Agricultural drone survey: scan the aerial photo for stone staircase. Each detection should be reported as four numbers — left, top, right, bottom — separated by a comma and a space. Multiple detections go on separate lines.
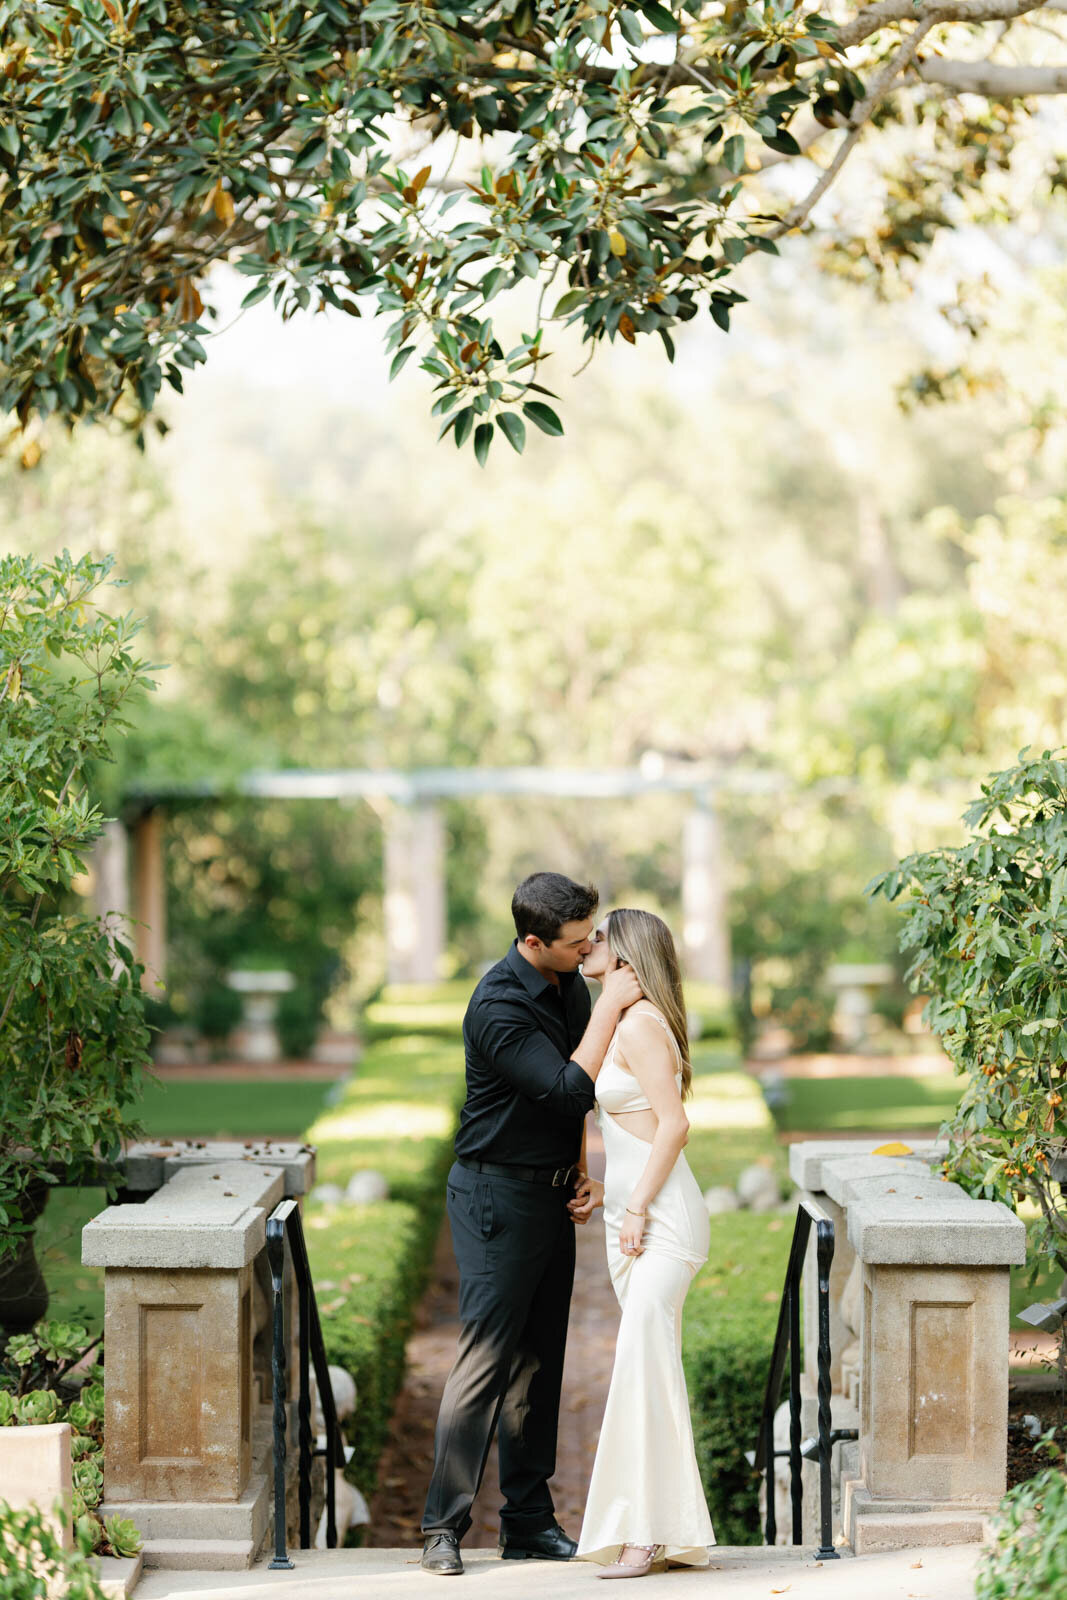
129, 1542, 982, 1600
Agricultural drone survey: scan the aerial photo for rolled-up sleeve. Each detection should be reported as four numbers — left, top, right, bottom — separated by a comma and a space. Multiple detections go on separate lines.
468, 998, 596, 1119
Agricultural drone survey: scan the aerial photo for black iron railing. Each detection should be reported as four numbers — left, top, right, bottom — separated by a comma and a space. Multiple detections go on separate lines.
751, 1198, 856, 1560
265, 1197, 345, 1569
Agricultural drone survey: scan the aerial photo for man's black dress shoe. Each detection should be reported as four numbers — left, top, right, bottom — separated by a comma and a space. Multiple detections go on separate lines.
422, 1532, 463, 1575
499, 1522, 579, 1561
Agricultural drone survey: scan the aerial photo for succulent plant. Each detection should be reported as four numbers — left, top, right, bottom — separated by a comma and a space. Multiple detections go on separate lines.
4, 1334, 38, 1368
75, 1514, 103, 1555
0, 1391, 16, 1426
78, 1383, 105, 1422
17, 1389, 59, 1424
102, 1516, 143, 1560
73, 1458, 103, 1510
70, 1434, 100, 1461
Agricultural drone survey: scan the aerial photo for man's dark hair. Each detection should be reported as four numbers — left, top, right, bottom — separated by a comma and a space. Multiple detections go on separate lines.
512, 872, 599, 945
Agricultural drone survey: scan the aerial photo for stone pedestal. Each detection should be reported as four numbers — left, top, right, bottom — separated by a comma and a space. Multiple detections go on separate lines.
786, 1138, 1024, 1555
226, 969, 295, 1064
83, 1143, 315, 1570
825, 964, 894, 1050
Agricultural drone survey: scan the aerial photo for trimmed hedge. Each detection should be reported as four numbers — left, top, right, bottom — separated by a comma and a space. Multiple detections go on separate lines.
303, 1026, 466, 1514
678, 1054, 789, 1546
683, 1213, 791, 1546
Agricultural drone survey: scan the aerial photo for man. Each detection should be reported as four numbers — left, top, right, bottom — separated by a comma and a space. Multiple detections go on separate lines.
420, 872, 640, 1576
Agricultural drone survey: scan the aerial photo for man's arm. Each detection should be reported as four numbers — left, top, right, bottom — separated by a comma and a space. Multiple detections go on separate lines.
571, 966, 642, 1080
468, 967, 641, 1118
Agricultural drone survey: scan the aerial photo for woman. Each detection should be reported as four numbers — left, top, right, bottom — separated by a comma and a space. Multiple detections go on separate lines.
577, 908, 715, 1578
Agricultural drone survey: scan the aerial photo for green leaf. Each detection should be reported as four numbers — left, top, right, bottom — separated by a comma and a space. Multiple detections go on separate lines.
473, 422, 494, 466
240, 282, 271, 309
640, 1, 679, 32
522, 401, 563, 437
497, 412, 526, 453
722, 135, 746, 174
618, 11, 645, 46
389, 345, 416, 379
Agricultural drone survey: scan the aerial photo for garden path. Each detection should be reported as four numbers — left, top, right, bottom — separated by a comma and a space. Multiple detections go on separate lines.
365, 1118, 616, 1547
134, 1543, 981, 1599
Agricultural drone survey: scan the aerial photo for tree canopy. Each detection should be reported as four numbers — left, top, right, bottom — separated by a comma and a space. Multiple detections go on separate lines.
1, 0, 1064, 458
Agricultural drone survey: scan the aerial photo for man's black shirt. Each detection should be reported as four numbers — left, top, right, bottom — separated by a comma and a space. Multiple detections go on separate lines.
454, 942, 595, 1169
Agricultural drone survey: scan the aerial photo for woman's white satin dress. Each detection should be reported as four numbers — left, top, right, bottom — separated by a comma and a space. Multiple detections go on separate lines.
577, 1007, 715, 1568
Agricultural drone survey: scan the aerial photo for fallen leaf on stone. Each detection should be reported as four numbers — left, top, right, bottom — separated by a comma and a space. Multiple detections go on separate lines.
770, 1586, 791, 1594
911, 1560, 923, 1568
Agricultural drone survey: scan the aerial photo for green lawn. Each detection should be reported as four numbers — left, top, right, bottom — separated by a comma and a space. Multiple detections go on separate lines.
684, 1044, 787, 1191
772, 1071, 961, 1134
136, 1074, 337, 1137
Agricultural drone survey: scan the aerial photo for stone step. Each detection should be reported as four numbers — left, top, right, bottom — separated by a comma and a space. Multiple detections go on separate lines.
141, 1539, 256, 1572
101, 1476, 270, 1546
850, 1508, 989, 1556
132, 1542, 982, 1600
93, 1554, 143, 1598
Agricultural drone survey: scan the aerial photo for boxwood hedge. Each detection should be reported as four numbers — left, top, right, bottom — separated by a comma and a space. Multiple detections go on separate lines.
303, 1025, 466, 1513
683, 1213, 792, 1546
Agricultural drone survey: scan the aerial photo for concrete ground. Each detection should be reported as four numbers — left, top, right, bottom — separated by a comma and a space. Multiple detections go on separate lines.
135, 1544, 981, 1600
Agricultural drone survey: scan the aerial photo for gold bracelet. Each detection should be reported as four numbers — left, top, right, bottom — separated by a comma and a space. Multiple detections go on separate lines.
625, 1206, 646, 1218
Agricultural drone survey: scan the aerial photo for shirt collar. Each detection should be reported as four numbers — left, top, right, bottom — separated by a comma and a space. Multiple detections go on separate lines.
505, 939, 574, 998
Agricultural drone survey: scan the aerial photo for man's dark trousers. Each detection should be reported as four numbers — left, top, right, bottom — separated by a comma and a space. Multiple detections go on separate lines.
421, 1161, 576, 1539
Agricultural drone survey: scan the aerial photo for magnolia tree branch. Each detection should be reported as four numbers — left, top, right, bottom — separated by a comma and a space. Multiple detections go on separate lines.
916, 55, 1067, 91
836, 0, 1051, 50
765, 18, 938, 242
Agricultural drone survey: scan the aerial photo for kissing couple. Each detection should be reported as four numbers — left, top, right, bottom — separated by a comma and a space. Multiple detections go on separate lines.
420, 872, 715, 1578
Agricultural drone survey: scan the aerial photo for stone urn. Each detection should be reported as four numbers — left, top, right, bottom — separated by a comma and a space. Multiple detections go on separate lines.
226, 968, 295, 1063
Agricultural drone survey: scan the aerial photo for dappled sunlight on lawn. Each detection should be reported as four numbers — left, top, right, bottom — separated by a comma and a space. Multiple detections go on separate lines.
688, 1072, 774, 1131
308, 1100, 454, 1141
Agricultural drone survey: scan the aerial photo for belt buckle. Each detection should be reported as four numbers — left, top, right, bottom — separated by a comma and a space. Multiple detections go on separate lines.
552, 1164, 574, 1188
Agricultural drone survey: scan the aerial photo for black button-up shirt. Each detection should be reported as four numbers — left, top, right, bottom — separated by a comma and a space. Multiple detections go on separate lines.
454, 942, 595, 1169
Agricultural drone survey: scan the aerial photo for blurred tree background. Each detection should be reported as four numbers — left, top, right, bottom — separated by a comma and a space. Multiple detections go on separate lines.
6, 228, 1067, 1049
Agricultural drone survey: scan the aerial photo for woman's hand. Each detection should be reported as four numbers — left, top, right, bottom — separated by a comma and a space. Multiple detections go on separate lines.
619, 1206, 646, 1257
568, 1174, 604, 1225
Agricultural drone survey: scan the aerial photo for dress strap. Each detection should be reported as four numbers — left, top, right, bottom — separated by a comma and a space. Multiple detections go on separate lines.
630, 1005, 682, 1065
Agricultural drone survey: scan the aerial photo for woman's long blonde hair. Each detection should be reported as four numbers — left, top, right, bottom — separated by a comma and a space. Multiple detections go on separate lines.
605, 908, 692, 1099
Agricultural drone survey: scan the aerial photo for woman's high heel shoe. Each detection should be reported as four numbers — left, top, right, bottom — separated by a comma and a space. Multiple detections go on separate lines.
597, 1545, 666, 1579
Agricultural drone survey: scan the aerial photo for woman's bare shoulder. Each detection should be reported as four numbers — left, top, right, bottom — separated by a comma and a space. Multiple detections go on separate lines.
617, 1003, 673, 1049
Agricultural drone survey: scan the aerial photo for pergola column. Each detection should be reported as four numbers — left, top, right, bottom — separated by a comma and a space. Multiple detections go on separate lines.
92, 818, 130, 933
131, 808, 167, 991
384, 801, 446, 985
682, 796, 730, 991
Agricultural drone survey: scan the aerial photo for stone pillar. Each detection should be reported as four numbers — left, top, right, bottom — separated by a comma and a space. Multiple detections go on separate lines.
83, 1143, 316, 1570
681, 797, 730, 990
787, 1139, 1026, 1556
131, 808, 166, 990
383, 801, 445, 986
92, 818, 130, 929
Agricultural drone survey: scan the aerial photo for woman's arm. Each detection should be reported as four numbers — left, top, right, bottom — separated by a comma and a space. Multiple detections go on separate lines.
616, 1013, 690, 1256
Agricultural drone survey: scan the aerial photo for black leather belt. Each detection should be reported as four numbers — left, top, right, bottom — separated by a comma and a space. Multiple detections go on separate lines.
458, 1158, 579, 1189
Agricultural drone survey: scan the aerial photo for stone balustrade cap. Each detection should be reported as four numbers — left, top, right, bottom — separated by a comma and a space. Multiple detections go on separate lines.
82, 1161, 285, 1268
836, 1172, 967, 1206
819, 1154, 946, 1207
123, 1139, 316, 1195
847, 1193, 1026, 1265
788, 1139, 947, 1193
